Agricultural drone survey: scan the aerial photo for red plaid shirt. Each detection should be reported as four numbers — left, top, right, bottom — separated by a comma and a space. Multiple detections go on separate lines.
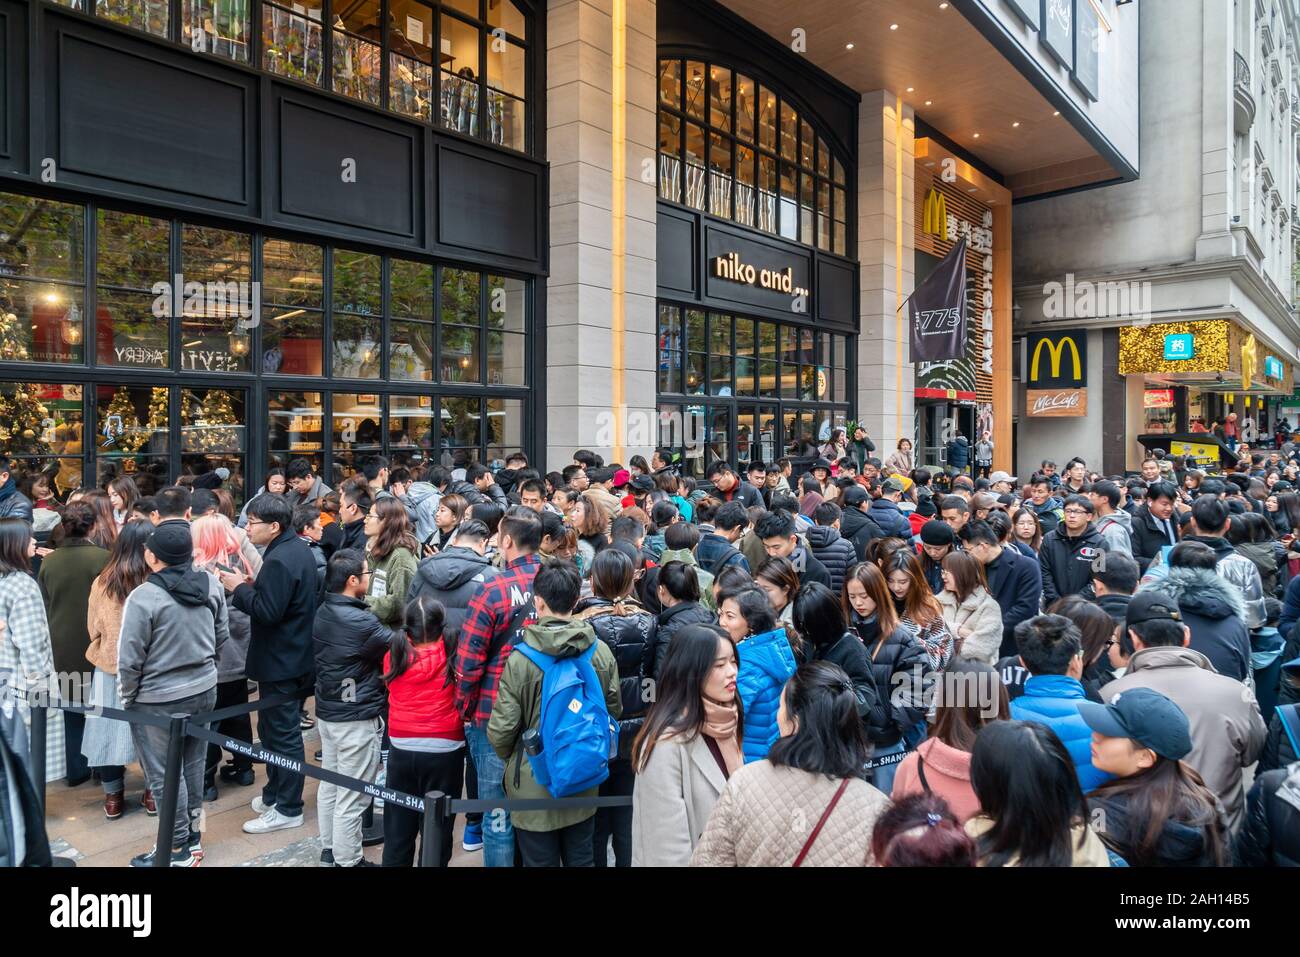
454, 554, 541, 726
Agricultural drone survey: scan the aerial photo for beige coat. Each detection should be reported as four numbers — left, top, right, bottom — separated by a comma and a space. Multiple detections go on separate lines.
965, 815, 1111, 867
1101, 646, 1266, 832
691, 762, 891, 867
632, 730, 729, 867
85, 577, 125, 675
937, 586, 1004, 665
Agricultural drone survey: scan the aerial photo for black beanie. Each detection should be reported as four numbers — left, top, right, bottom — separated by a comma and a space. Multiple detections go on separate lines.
147, 522, 193, 566
920, 519, 955, 546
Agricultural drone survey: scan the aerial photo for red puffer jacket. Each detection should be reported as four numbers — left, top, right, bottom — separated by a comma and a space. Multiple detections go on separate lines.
384, 641, 464, 741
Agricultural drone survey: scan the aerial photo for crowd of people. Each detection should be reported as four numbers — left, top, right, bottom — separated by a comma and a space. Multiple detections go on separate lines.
0, 437, 1297, 868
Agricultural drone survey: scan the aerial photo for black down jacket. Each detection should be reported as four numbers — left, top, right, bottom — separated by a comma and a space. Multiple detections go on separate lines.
1235, 765, 1300, 867
851, 612, 931, 748
653, 601, 716, 675
575, 596, 658, 761
805, 525, 858, 595
311, 593, 393, 723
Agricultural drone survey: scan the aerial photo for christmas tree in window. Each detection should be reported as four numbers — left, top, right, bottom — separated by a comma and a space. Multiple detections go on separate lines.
100, 386, 148, 453
0, 308, 31, 362
0, 384, 50, 454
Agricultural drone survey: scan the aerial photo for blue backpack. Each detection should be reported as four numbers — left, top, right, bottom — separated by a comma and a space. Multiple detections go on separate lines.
514, 642, 618, 797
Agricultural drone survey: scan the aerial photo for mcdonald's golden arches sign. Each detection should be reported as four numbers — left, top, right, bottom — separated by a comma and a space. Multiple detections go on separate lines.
1026, 328, 1088, 417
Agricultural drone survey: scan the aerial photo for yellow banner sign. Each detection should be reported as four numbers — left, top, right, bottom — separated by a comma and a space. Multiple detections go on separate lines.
1169, 440, 1220, 467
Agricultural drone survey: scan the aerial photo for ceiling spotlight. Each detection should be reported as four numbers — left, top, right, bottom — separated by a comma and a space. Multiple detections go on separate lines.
890, 23, 899, 31
1053, 110, 1061, 116
973, 132, 980, 138
846, 42, 855, 49
1012, 121, 1020, 127
925, 100, 933, 106
906, 86, 914, 92
940, 2, 950, 8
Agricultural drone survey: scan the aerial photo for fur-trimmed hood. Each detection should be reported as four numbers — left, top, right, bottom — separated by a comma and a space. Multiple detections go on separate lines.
1141, 565, 1246, 623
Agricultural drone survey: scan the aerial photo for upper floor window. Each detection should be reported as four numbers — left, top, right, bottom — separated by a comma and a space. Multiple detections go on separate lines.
47, 0, 530, 153
657, 57, 848, 255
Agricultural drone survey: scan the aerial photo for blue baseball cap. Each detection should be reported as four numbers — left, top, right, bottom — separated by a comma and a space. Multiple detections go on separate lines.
1076, 687, 1193, 761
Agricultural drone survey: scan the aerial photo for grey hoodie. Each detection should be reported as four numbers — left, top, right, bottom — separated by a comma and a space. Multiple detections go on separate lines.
403, 481, 442, 543
117, 564, 229, 706
1094, 508, 1134, 558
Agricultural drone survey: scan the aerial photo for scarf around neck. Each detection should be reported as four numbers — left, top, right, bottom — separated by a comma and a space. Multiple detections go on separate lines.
701, 694, 744, 775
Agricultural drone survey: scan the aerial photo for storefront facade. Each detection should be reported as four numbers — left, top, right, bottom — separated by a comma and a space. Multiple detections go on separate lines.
652, 0, 859, 476
0, 0, 543, 502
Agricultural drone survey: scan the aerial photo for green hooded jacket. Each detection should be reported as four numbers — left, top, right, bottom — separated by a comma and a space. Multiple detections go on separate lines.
658, 547, 717, 610
487, 616, 622, 832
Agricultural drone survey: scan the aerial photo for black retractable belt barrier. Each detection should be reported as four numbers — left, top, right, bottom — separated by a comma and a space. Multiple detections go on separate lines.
190, 692, 300, 726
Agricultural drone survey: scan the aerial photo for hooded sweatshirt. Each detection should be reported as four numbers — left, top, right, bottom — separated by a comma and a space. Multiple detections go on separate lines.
486, 616, 621, 832
402, 481, 442, 543
117, 563, 229, 706
1094, 509, 1134, 558
1088, 788, 1225, 866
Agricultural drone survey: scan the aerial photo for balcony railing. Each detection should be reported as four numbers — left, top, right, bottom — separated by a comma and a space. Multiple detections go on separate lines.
1236, 52, 1257, 133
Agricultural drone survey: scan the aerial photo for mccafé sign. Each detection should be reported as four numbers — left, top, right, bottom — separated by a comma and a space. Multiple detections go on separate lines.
711, 253, 810, 299
1025, 328, 1087, 418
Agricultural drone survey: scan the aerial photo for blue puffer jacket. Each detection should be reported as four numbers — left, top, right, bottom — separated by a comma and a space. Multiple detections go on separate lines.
868, 498, 913, 539
737, 627, 797, 763
1010, 674, 1113, 793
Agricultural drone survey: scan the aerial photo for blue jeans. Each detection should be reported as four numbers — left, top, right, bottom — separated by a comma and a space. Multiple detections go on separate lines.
465, 723, 514, 868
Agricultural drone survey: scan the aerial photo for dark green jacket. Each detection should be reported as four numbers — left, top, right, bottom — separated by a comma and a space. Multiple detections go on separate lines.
38, 539, 109, 675
487, 616, 621, 832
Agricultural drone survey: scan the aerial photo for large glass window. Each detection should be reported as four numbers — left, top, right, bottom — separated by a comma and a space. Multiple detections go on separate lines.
182, 0, 250, 62
180, 225, 253, 373
0, 382, 85, 499
331, 250, 382, 379
181, 386, 248, 503
96, 210, 170, 369
262, 0, 325, 87
441, 266, 481, 383
656, 303, 852, 471
95, 384, 171, 493
262, 238, 325, 377
658, 57, 849, 252
0, 194, 86, 365
267, 389, 324, 474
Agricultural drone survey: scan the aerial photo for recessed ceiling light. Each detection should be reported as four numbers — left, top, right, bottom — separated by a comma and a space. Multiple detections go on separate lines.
967, 187, 978, 193
846, 43, 855, 49
890, 23, 899, 31
940, 2, 950, 8
906, 86, 914, 92
925, 100, 933, 106
1012, 121, 1020, 127
973, 132, 980, 138
1053, 110, 1061, 116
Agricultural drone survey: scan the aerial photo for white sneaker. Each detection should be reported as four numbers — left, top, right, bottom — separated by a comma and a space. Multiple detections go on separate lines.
242, 808, 304, 834
250, 796, 273, 814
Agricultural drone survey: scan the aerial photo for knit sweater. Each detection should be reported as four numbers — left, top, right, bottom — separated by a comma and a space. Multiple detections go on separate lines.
84, 577, 125, 675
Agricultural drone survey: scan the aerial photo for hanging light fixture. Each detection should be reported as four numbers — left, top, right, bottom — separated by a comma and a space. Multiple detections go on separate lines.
61, 303, 83, 346
228, 330, 250, 357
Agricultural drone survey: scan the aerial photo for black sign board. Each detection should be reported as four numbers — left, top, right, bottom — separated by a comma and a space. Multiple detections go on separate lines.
1072, 0, 1100, 100
1041, 0, 1074, 69
1025, 327, 1088, 388
703, 224, 812, 317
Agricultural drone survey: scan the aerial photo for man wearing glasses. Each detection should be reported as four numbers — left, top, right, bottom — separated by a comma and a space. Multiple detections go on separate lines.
1039, 494, 1108, 607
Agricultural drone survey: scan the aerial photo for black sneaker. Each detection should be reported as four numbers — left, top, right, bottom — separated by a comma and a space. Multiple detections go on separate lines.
314, 749, 323, 761
203, 783, 218, 802
188, 831, 204, 862
130, 846, 199, 868
219, 764, 255, 786
320, 848, 335, 866
300, 710, 315, 730
345, 858, 379, 867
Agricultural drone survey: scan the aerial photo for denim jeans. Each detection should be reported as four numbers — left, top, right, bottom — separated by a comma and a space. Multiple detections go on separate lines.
127, 687, 218, 849
464, 723, 514, 867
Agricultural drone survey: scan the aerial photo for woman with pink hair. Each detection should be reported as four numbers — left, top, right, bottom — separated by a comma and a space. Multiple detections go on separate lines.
191, 514, 262, 800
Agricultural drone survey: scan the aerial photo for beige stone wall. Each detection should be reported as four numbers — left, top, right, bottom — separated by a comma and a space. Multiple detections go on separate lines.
546, 0, 658, 472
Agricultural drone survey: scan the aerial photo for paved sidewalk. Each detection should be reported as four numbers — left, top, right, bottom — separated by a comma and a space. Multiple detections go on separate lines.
42, 701, 483, 868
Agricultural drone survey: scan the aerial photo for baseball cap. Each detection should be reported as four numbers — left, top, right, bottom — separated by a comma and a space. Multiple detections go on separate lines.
1125, 590, 1182, 631
1077, 687, 1193, 761
630, 475, 655, 493
842, 485, 869, 508
920, 520, 955, 546
882, 476, 906, 494
988, 470, 1017, 484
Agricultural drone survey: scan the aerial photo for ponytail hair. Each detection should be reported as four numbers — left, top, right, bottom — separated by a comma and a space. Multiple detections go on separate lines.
385, 595, 450, 684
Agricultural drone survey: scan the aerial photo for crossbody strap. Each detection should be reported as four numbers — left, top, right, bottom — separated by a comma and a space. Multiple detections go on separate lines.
792, 778, 851, 867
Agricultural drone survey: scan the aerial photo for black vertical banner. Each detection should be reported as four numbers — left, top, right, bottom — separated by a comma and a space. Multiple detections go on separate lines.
909, 236, 968, 363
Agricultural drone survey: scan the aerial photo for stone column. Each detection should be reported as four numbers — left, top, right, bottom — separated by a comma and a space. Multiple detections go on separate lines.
545, 0, 657, 472
856, 91, 916, 457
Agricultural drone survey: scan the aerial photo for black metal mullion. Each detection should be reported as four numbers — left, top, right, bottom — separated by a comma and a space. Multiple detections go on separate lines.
380, 0, 390, 111
323, 0, 335, 93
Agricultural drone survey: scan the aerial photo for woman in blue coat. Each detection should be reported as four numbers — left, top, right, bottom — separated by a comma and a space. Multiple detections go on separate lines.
717, 586, 798, 762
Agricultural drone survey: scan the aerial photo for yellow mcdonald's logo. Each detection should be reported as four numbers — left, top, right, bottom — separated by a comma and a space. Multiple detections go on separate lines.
1030, 335, 1083, 383
923, 188, 948, 237
1242, 333, 1256, 391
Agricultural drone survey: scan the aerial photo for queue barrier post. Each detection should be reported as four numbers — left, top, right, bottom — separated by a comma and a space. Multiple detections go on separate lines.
30, 702, 47, 814
419, 790, 449, 868
152, 715, 188, 867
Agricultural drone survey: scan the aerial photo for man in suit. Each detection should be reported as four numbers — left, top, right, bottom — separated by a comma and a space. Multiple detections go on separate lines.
1130, 480, 1180, 573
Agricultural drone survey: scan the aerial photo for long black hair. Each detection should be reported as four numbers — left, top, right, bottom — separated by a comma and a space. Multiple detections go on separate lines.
969, 720, 1091, 867
767, 661, 869, 779
791, 581, 846, 648
632, 624, 742, 772
0, 517, 31, 575
1088, 756, 1226, 866
385, 595, 452, 685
